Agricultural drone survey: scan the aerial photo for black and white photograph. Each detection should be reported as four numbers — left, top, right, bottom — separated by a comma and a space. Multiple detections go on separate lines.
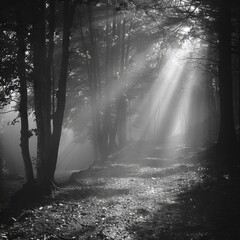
0, 0, 239, 239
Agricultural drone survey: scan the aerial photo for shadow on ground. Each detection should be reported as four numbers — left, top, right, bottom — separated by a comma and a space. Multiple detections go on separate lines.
57, 187, 130, 201
0, 143, 239, 240
127, 150, 240, 240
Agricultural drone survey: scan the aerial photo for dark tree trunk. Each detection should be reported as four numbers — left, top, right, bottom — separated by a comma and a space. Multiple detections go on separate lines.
16, 6, 34, 183
46, 0, 76, 183
32, 0, 48, 183
0, 138, 2, 180
217, 0, 237, 154
45, 0, 56, 151
31, 0, 75, 190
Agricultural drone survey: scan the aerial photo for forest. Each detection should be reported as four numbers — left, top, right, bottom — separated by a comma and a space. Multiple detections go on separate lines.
0, 0, 239, 239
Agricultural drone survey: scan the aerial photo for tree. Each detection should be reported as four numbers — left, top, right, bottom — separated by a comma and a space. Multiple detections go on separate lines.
1, 0, 76, 191
2, 0, 237, 190
89, 2, 102, 161
217, 0, 237, 154
0, 2, 19, 110
15, 2, 34, 183
186, 0, 238, 153
0, 134, 3, 179
30, 0, 76, 189
148, 0, 238, 151
76, 2, 136, 161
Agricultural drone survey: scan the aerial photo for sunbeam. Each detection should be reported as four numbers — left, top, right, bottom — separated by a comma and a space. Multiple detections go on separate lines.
134, 38, 209, 150
136, 49, 187, 141
103, 44, 155, 106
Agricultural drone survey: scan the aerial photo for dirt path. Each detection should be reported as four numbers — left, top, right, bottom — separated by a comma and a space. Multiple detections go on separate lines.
0, 142, 239, 239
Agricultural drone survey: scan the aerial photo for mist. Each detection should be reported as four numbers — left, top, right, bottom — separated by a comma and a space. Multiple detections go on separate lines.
0, 105, 95, 178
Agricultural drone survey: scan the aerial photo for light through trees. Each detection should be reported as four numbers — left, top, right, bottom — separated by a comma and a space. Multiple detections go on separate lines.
0, 0, 238, 186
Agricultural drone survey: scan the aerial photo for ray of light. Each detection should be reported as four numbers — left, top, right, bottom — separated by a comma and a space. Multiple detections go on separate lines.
170, 69, 197, 136
104, 44, 156, 106
136, 52, 187, 141
170, 41, 211, 147
132, 38, 210, 159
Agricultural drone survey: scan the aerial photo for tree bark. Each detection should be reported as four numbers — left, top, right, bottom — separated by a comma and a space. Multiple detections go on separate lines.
46, 0, 76, 183
32, 0, 48, 183
16, 5, 34, 183
45, 0, 56, 150
0, 137, 2, 180
217, 0, 237, 153
31, 0, 75, 189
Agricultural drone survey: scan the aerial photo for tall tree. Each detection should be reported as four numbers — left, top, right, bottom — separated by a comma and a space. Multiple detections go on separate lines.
16, 3, 34, 183
87, 2, 102, 162
217, 0, 237, 154
30, 0, 76, 189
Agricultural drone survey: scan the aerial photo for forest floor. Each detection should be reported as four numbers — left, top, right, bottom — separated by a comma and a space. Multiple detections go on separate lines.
0, 139, 239, 240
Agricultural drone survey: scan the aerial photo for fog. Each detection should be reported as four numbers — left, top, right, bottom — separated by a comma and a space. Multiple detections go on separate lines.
0, 106, 95, 178
0, 39, 219, 180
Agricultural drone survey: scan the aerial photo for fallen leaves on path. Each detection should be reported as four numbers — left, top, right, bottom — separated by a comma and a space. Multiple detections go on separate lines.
0, 144, 238, 239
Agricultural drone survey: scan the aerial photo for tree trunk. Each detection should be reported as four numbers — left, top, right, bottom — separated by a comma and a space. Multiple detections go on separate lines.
31, 0, 75, 189
102, 2, 111, 158
32, 0, 48, 183
45, 0, 56, 151
46, 0, 76, 183
217, 0, 237, 153
79, 12, 99, 163
117, 15, 127, 148
108, 3, 118, 152
16, 6, 34, 183
87, 3, 103, 162
0, 137, 2, 180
